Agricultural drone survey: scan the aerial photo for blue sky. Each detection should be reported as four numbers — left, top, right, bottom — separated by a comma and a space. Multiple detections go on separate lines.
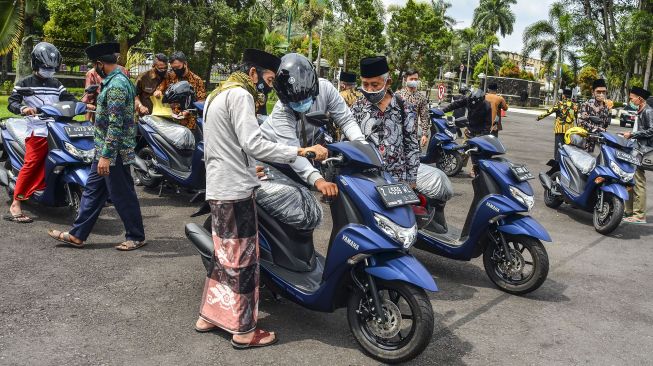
383, 0, 557, 54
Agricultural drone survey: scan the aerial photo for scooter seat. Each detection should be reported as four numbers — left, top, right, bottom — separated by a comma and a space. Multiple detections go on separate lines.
142, 115, 195, 151
5, 118, 29, 150
562, 145, 596, 175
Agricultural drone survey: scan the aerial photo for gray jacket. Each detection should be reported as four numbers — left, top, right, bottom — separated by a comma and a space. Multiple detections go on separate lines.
633, 104, 653, 147
260, 79, 364, 186
204, 87, 298, 201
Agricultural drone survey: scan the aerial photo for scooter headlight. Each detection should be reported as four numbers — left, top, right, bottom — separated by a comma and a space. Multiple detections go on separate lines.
64, 142, 95, 164
509, 186, 534, 211
373, 213, 417, 249
610, 161, 634, 182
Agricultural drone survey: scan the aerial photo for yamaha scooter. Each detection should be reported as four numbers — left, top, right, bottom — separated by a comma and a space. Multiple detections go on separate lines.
133, 81, 206, 200
416, 135, 552, 295
0, 86, 97, 217
187, 117, 437, 363
539, 119, 637, 234
420, 109, 466, 176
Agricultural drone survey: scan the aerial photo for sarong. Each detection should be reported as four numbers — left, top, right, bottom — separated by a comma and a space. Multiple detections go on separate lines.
199, 196, 259, 334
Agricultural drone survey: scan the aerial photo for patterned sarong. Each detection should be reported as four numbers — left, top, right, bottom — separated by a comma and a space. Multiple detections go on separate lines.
199, 196, 259, 334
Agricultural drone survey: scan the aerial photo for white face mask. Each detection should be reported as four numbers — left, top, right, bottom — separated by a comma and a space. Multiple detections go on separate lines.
406, 80, 420, 88
38, 68, 56, 79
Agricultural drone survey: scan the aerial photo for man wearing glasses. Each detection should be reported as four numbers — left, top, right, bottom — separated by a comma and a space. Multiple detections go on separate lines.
578, 78, 611, 152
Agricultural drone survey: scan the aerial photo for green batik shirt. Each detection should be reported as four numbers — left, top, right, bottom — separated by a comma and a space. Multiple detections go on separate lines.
94, 68, 137, 165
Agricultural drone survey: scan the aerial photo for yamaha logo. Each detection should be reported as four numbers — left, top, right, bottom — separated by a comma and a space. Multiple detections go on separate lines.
288, 76, 296, 85
486, 202, 500, 212
342, 235, 359, 250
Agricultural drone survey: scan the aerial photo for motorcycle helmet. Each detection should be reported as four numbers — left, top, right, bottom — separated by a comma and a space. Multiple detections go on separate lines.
467, 89, 485, 110
273, 53, 319, 108
459, 84, 469, 95
163, 81, 196, 110
564, 127, 588, 147
31, 42, 62, 71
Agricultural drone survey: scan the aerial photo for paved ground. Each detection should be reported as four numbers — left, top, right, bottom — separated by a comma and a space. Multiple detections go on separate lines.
1, 112, 651, 366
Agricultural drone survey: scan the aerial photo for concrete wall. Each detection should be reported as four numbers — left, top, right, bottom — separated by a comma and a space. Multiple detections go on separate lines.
486, 76, 542, 107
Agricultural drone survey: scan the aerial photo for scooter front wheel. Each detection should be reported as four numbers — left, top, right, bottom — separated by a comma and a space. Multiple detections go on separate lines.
347, 280, 434, 364
67, 184, 82, 218
436, 150, 463, 177
483, 235, 549, 295
593, 192, 624, 234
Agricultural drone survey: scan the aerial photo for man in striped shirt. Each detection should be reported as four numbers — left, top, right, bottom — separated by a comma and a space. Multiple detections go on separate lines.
537, 88, 578, 161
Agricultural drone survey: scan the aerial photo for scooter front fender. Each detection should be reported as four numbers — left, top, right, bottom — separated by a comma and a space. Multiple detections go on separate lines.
63, 166, 91, 187
599, 183, 629, 202
365, 252, 438, 292
441, 141, 459, 151
498, 215, 552, 242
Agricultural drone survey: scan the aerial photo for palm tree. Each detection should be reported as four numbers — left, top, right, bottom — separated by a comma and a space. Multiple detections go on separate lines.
472, 0, 517, 90
431, 0, 456, 29
457, 27, 477, 85
523, 2, 576, 104
0, 0, 40, 82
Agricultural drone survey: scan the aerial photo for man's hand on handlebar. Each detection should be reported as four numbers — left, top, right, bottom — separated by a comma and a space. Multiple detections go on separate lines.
21, 107, 37, 116
298, 144, 329, 161
315, 179, 338, 198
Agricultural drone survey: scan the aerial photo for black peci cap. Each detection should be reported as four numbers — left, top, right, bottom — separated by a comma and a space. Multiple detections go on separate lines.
592, 78, 606, 90
488, 82, 498, 91
360, 56, 389, 78
243, 49, 282, 73
563, 88, 572, 97
85, 42, 120, 61
630, 86, 651, 100
339, 71, 357, 83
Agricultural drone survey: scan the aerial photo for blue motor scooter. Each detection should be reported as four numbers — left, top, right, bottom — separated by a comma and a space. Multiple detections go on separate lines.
187, 119, 437, 363
420, 109, 466, 176
133, 81, 206, 199
0, 87, 96, 217
539, 121, 637, 235
416, 135, 552, 295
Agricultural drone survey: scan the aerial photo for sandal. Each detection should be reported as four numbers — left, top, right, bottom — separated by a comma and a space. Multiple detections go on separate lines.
115, 240, 147, 251
48, 229, 84, 248
231, 329, 278, 349
3, 213, 33, 224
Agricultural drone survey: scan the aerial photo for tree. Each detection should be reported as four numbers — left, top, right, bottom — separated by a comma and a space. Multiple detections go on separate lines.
578, 65, 599, 96
499, 60, 520, 78
339, 0, 385, 71
387, 0, 451, 88
523, 2, 577, 104
458, 27, 478, 85
473, 54, 495, 81
43, 0, 95, 43
472, 0, 516, 90
298, 0, 329, 63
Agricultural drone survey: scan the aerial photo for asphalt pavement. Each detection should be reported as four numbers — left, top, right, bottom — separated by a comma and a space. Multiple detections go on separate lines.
1, 112, 651, 366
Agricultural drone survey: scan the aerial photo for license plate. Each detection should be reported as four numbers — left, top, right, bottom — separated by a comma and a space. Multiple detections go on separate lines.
64, 125, 94, 138
615, 150, 640, 166
510, 165, 534, 182
376, 183, 420, 208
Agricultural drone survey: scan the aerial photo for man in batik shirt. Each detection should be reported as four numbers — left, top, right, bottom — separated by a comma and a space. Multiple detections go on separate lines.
578, 78, 611, 152
397, 69, 431, 147
351, 56, 419, 187
537, 88, 578, 161
48, 43, 145, 251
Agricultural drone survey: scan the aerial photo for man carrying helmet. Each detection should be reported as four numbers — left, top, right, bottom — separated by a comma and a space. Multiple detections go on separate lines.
4, 42, 77, 223
195, 49, 327, 348
260, 53, 365, 198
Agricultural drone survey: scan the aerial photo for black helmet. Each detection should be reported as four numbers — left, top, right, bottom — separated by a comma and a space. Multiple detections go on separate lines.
459, 84, 470, 95
467, 89, 485, 109
273, 53, 319, 105
163, 81, 196, 110
31, 42, 62, 70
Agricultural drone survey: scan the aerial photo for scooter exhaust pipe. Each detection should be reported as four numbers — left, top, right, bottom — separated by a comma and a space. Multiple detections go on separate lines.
539, 172, 553, 191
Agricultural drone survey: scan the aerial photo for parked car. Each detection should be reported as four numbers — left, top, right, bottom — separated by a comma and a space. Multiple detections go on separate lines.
619, 105, 637, 128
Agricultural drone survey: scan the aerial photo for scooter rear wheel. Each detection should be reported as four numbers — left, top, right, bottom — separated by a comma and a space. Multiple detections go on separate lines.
135, 147, 162, 189
436, 150, 463, 177
483, 235, 549, 295
347, 280, 434, 364
543, 172, 563, 208
593, 192, 624, 235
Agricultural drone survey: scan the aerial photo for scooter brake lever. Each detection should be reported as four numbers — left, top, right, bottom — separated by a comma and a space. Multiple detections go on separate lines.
321, 156, 344, 165
465, 147, 478, 155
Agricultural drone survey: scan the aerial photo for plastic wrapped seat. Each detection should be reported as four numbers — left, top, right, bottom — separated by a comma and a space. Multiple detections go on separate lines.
5, 118, 30, 150
143, 115, 195, 151
416, 164, 454, 201
255, 164, 323, 230
562, 145, 596, 175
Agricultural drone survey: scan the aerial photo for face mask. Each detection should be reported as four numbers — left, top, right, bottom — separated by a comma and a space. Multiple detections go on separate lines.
362, 80, 388, 104
155, 68, 167, 78
174, 67, 186, 78
38, 68, 55, 79
289, 97, 314, 113
95, 63, 107, 78
629, 101, 639, 109
406, 80, 420, 88
256, 71, 273, 96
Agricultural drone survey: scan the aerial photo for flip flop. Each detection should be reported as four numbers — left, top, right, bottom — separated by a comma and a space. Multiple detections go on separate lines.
115, 240, 148, 251
48, 229, 84, 248
3, 213, 33, 224
194, 325, 219, 333
231, 329, 278, 349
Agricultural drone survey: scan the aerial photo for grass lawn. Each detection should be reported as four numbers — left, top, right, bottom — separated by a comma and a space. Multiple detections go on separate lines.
0, 96, 12, 119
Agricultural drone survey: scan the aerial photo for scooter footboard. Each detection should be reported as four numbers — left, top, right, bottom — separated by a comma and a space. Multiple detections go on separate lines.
497, 215, 552, 242
599, 183, 629, 202
365, 252, 438, 292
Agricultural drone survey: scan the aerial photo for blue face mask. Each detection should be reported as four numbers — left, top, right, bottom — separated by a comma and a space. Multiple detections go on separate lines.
289, 97, 314, 113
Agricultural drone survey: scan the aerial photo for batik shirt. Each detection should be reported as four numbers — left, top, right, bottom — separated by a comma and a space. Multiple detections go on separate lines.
340, 88, 363, 107
578, 98, 610, 131
351, 92, 420, 184
537, 99, 578, 134
396, 88, 430, 137
157, 69, 206, 130
94, 68, 137, 165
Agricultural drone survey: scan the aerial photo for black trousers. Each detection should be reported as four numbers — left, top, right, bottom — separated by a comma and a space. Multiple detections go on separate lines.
70, 155, 145, 242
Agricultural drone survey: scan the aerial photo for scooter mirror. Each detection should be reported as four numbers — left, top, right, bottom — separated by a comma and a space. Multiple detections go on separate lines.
85, 85, 100, 94
305, 111, 330, 127
16, 88, 35, 97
